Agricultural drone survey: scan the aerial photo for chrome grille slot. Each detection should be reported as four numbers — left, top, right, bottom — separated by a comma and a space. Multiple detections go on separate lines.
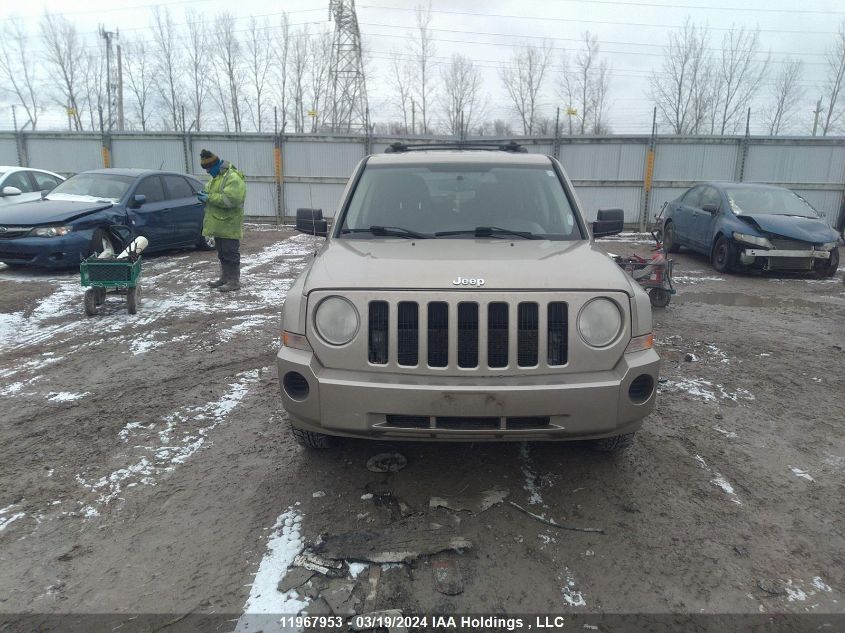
397, 301, 419, 366
368, 301, 389, 364
547, 302, 568, 366
427, 302, 449, 367
457, 302, 479, 368
517, 302, 539, 367
487, 302, 509, 368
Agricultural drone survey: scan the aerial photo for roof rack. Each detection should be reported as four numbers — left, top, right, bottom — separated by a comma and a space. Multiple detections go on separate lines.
384, 140, 528, 154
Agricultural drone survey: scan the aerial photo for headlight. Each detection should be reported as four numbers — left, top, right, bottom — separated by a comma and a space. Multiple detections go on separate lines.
314, 296, 359, 346
31, 226, 73, 237
819, 242, 837, 251
578, 298, 623, 348
732, 232, 772, 249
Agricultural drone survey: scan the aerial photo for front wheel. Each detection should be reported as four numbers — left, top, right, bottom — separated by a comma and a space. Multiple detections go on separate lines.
197, 235, 215, 251
814, 247, 839, 278
90, 229, 116, 258
649, 288, 671, 308
662, 222, 680, 254
290, 424, 335, 449
711, 235, 737, 274
591, 432, 635, 453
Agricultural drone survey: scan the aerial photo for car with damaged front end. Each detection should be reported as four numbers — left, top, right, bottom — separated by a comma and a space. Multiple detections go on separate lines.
277, 146, 661, 452
660, 182, 841, 276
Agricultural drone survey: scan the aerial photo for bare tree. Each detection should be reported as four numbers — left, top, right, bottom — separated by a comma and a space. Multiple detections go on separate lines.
389, 50, 414, 133
712, 26, 769, 134
0, 16, 40, 130
40, 12, 84, 130
763, 59, 803, 135
80, 47, 107, 131
649, 19, 710, 134
244, 16, 275, 132
560, 32, 611, 135
307, 30, 333, 132
215, 11, 244, 132
439, 53, 485, 137
288, 28, 309, 132
500, 42, 553, 135
151, 7, 183, 130
122, 39, 154, 131
184, 10, 209, 132
411, 2, 436, 134
821, 21, 845, 135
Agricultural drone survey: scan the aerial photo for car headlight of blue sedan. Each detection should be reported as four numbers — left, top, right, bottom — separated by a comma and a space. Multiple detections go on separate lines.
31, 226, 74, 237
732, 232, 772, 249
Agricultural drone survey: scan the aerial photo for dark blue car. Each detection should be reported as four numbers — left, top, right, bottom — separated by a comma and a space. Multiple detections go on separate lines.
660, 182, 841, 277
0, 168, 212, 268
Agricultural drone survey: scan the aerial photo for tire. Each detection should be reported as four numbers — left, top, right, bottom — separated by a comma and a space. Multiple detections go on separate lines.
90, 229, 116, 258
814, 247, 839, 278
127, 284, 140, 315
290, 424, 335, 449
591, 432, 635, 453
94, 287, 107, 305
84, 288, 97, 317
197, 235, 215, 251
662, 222, 680, 254
711, 235, 737, 274
649, 288, 671, 308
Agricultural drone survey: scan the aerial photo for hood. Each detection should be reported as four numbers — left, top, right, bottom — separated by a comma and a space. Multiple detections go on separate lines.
304, 238, 638, 295
0, 199, 115, 226
739, 214, 838, 244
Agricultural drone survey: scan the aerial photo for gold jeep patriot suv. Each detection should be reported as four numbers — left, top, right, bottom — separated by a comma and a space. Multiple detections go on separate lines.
277, 142, 660, 451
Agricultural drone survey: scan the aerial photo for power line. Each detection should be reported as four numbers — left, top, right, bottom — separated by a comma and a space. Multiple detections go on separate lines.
515, 0, 845, 16
358, 4, 842, 36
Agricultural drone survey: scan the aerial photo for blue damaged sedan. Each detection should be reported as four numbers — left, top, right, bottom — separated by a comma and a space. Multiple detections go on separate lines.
660, 182, 841, 277
0, 168, 212, 268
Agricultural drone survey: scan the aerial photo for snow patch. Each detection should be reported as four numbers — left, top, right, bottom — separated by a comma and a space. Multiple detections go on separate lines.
519, 443, 543, 505
233, 507, 307, 631
561, 568, 586, 607
789, 466, 814, 482
812, 577, 832, 592
48, 391, 90, 402
348, 562, 368, 579
694, 455, 742, 505
0, 505, 25, 531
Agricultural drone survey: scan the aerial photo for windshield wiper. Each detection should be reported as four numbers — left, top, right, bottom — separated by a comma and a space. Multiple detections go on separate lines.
341, 226, 430, 239
434, 226, 541, 239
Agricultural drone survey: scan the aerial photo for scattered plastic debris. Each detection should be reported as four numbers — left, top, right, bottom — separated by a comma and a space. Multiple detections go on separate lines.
789, 467, 814, 482
313, 491, 326, 498
429, 489, 508, 514
509, 501, 604, 534
432, 555, 464, 595
293, 553, 344, 578
366, 453, 408, 473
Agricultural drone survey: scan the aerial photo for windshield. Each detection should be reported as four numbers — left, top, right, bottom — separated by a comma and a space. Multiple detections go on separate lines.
339, 163, 583, 240
725, 187, 819, 219
48, 173, 134, 202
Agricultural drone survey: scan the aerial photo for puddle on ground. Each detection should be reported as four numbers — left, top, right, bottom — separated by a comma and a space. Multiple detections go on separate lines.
675, 292, 823, 309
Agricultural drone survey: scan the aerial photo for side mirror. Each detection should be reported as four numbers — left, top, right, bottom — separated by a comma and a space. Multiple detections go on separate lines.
131, 194, 147, 208
592, 208, 624, 237
296, 208, 328, 237
1, 186, 22, 197
702, 203, 719, 214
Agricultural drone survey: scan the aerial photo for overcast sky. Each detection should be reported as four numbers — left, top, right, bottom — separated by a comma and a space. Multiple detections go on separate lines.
1, 0, 843, 134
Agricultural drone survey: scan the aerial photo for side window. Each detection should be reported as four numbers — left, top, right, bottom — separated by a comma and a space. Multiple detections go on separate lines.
33, 172, 62, 191
135, 176, 165, 204
163, 175, 194, 200
700, 187, 722, 210
682, 187, 702, 208
4, 171, 35, 193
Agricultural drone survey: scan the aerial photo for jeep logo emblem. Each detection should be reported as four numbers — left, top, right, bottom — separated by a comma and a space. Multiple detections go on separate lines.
452, 277, 485, 286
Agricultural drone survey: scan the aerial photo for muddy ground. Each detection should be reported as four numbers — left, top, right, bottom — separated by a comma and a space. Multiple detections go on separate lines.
0, 226, 843, 632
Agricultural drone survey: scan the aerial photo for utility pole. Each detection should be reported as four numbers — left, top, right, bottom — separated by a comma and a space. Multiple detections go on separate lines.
812, 98, 823, 136
99, 25, 118, 132
411, 101, 416, 135
117, 36, 124, 131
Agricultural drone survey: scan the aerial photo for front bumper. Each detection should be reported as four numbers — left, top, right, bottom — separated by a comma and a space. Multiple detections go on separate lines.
740, 248, 828, 271
277, 346, 661, 441
0, 233, 91, 268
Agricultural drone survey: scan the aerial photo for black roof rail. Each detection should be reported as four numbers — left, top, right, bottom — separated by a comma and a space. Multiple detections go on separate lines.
384, 140, 528, 154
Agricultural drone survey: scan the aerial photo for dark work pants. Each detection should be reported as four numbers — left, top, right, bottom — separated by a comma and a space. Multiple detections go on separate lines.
215, 238, 241, 280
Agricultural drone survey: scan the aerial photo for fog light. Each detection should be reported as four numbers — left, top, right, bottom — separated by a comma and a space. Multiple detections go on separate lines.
283, 371, 310, 401
628, 374, 654, 404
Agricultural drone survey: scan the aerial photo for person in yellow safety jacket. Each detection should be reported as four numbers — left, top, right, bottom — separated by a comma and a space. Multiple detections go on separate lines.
198, 148, 247, 292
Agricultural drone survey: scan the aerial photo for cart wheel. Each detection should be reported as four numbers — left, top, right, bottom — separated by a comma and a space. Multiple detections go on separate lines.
649, 288, 671, 308
95, 287, 107, 305
127, 284, 140, 315
84, 289, 98, 317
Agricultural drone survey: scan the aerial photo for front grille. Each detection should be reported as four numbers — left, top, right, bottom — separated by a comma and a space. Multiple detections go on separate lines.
368, 299, 569, 370
770, 238, 811, 251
